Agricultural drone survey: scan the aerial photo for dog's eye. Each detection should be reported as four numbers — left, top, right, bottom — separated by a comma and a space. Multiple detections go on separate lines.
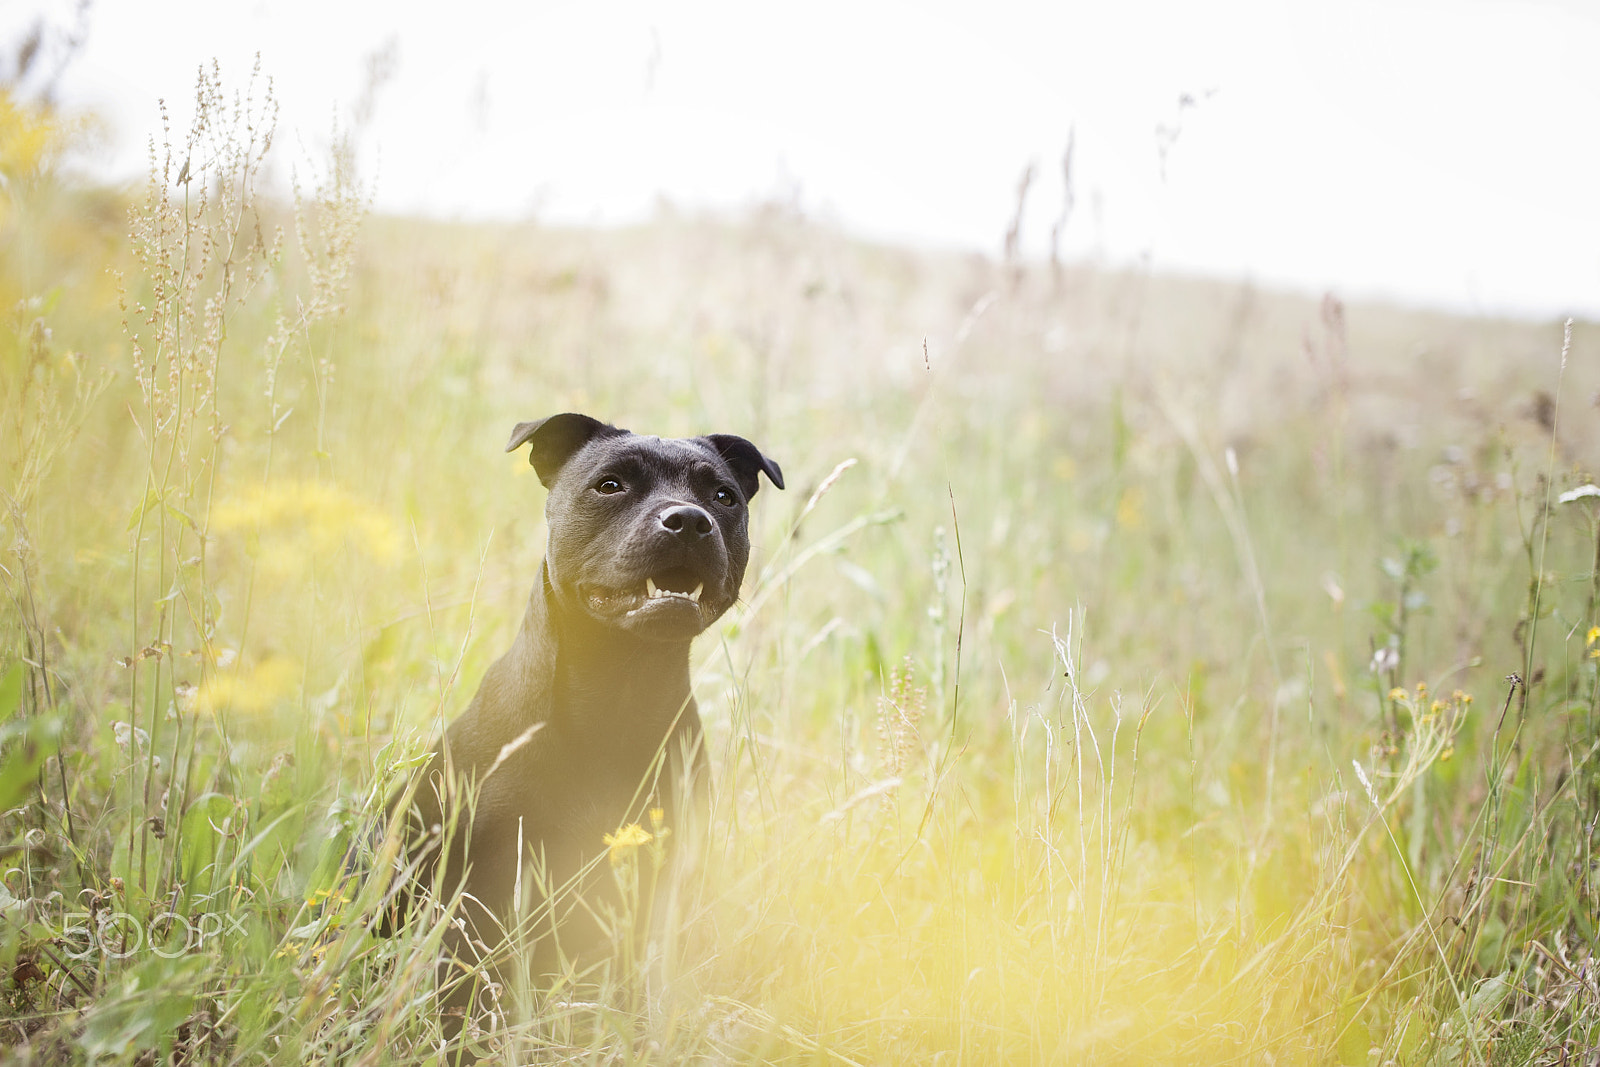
595, 477, 625, 495
714, 487, 738, 507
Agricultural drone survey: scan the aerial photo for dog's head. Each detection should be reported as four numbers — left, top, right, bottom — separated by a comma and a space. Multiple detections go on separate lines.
507, 413, 784, 641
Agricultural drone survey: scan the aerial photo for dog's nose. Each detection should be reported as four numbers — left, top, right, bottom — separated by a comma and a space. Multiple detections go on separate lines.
659, 504, 713, 541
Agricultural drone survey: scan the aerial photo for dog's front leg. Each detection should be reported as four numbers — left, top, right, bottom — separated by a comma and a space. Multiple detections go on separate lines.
435, 891, 510, 1064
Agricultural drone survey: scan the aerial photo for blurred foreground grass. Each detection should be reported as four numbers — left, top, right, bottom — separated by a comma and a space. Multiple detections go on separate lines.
0, 73, 1597, 1065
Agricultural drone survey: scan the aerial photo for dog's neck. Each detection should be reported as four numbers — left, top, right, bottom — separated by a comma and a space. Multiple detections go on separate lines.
518, 562, 696, 745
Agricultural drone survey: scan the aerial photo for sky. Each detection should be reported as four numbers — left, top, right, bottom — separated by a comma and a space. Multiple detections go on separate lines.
13, 0, 1600, 320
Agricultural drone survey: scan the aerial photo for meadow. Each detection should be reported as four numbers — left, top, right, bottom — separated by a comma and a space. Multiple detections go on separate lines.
0, 69, 1597, 1064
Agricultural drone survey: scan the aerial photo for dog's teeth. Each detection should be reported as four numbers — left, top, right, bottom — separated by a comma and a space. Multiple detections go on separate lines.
642, 576, 704, 603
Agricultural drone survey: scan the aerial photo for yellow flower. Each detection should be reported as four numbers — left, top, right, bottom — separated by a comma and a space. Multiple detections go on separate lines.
306, 885, 353, 907
274, 938, 327, 965
1388, 688, 1408, 702
211, 479, 402, 573
1587, 626, 1600, 648
603, 823, 652, 865
1115, 487, 1144, 531
648, 807, 666, 830
197, 655, 300, 717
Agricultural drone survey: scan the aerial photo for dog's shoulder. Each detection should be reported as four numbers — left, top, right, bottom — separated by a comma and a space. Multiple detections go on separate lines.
441, 638, 555, 777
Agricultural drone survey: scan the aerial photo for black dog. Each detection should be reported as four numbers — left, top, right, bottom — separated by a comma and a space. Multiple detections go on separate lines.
381, 413, 782, 1034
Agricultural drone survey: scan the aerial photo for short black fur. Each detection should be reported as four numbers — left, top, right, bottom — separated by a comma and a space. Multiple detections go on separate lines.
379, 414, 782, 1044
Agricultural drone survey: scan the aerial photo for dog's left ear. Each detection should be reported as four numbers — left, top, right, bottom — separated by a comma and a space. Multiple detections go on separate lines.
507, 413, 625, 488
705, 434, 785, 500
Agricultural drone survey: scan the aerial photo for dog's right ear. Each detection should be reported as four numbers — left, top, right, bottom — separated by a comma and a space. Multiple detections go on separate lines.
506, 413, 624, 488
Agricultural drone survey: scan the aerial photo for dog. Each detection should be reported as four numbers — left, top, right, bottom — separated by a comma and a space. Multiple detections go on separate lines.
379, 412, 783, 1039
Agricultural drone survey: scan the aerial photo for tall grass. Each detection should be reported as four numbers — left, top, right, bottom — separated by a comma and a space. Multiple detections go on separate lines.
0, 64, 1596, 1064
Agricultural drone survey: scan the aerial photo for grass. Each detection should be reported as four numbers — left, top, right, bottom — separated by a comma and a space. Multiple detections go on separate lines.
0, 66, 1597, 1065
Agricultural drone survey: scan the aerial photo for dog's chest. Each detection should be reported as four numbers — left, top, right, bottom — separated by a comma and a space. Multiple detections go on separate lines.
486, 728, 674, 854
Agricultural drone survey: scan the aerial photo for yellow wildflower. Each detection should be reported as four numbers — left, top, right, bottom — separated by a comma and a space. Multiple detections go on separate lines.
1115, 487, 1144, 531
210, 479, 402, 574
1588, 626, 1600, 648
196, 654, 300, 717
306, 885, 353, 907
603, 823, 652, 865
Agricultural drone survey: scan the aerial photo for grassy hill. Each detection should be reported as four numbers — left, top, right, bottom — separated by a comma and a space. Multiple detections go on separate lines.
1, 78, 1596, 1064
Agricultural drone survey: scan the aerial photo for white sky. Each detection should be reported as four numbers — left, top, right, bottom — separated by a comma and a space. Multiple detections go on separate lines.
16, 0, 1600, 319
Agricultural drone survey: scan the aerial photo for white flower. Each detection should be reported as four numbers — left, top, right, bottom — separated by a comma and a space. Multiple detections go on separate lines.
1558, 484, 1600, 504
